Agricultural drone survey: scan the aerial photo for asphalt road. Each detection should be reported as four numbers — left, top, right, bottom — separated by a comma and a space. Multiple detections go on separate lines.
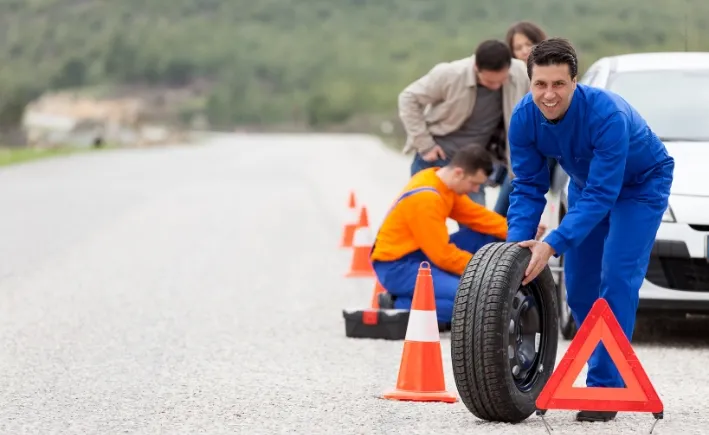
0, 133, 706, 434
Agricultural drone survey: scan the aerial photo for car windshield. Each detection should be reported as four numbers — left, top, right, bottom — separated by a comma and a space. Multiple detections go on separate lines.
607, 69, 709, 141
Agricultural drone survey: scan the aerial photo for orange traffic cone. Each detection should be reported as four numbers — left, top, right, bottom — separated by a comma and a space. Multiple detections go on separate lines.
345, 224, 375, 278
381, 261, 457, 403
370, 280, 387, 309
340, 201, 368, 249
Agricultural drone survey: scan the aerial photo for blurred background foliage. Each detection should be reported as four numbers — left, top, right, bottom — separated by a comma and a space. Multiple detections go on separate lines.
0, 0, 705, 135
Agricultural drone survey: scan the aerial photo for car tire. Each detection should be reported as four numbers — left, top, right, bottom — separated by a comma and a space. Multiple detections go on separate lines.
450, 242, 559, 423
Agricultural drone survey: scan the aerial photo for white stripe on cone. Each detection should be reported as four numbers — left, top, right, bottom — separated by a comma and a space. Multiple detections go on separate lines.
352, 226, 373, 247
404, 309, 440, 342
348, 206, 359, 222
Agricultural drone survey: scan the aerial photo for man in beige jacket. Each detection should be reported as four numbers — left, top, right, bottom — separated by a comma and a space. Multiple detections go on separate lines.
398, 39, 530, 206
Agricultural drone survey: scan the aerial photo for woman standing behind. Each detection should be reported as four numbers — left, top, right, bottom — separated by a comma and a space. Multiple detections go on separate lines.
494, 21, 548, 217
505, 21, 547, 65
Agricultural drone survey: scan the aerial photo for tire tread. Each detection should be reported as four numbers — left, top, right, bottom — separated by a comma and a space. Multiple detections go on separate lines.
451, 242, 559, 423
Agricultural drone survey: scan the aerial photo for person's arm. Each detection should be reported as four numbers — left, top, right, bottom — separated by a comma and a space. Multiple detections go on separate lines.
450, 196, 508, 240
398, 63, 450, 154
506, 108, 550, 242
403, 192, 473, 275
543, 111, 630, 256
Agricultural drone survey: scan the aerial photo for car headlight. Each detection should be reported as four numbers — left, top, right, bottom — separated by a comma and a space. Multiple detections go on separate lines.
662, 205, 676, 223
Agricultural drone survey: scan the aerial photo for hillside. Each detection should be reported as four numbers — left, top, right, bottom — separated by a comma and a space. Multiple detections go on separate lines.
0, 0, 705, 132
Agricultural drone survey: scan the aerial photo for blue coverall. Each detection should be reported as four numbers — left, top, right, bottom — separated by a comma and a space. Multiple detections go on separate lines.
506, 84, 674, 388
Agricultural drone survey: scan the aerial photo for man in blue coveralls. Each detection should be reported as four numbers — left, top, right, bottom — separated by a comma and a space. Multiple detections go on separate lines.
505, 38, 674, 423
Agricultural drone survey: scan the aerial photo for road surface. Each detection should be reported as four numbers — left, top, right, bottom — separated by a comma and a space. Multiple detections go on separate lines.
0, 133, 705, 434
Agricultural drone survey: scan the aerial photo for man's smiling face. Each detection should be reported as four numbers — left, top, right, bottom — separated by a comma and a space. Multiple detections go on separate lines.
530, 63, 577, 121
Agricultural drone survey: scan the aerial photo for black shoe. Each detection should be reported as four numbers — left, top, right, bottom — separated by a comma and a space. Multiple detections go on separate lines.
575, 410, 617, 422
378, 292, 395, 309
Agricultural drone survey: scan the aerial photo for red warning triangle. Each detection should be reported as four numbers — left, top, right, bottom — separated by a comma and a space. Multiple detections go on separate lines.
536, 298, 663, 414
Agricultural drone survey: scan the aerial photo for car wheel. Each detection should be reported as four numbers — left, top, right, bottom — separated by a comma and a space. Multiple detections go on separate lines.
450, 242, 559, 423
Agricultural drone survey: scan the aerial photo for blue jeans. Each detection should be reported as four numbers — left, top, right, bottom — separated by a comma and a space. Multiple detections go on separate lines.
372, 226, 502, 323
494, 158, 559, 218
410, 153, 486, 206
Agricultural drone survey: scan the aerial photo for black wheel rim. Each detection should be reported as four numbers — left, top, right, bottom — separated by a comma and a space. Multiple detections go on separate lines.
508, 281, 546, 392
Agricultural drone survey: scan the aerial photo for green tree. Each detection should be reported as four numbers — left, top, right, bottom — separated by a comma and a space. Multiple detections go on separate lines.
0, 0, 704, 131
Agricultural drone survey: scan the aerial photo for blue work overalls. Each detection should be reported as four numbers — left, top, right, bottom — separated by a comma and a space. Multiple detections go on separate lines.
370, 186, 501, 323
506, 85, 675, 388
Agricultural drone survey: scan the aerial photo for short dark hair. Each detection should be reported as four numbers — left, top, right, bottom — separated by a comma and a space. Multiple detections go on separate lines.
526, 37, 578, 80
505, 21, 547, 55
447, 144, 494, 176
475, 39, 512, 72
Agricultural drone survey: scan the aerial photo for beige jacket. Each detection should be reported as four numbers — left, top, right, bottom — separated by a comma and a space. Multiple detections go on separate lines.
398, 55, 530, 177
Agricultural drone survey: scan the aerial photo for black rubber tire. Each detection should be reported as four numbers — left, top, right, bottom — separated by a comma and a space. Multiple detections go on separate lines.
450, 241, 559, 423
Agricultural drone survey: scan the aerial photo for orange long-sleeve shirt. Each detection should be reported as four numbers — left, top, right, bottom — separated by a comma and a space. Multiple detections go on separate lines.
370, 168, 508, 276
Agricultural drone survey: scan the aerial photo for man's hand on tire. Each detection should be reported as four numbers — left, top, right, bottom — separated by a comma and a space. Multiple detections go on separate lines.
517, 240, 555, 285
421, 145, 446, 162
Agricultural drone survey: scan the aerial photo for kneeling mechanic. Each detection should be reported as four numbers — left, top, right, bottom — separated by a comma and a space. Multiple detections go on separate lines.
370, 144, 545, 329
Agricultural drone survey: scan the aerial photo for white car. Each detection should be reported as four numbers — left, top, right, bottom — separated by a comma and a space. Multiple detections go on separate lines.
543, 51, 709, 339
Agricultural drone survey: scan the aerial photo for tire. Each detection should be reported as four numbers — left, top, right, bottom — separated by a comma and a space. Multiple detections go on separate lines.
450, 242, 559, 423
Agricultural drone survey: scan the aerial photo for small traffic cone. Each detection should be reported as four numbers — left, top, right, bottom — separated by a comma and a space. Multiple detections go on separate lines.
345, 225, 375, 278
340, 201, 367, 249
381, 261, 457, 403
370, 280, 387, 309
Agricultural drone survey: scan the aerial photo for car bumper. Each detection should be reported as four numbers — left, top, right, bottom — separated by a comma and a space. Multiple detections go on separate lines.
640, 222, 709, 313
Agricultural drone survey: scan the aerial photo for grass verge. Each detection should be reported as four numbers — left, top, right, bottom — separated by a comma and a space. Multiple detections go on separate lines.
0, 145, 109, 168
